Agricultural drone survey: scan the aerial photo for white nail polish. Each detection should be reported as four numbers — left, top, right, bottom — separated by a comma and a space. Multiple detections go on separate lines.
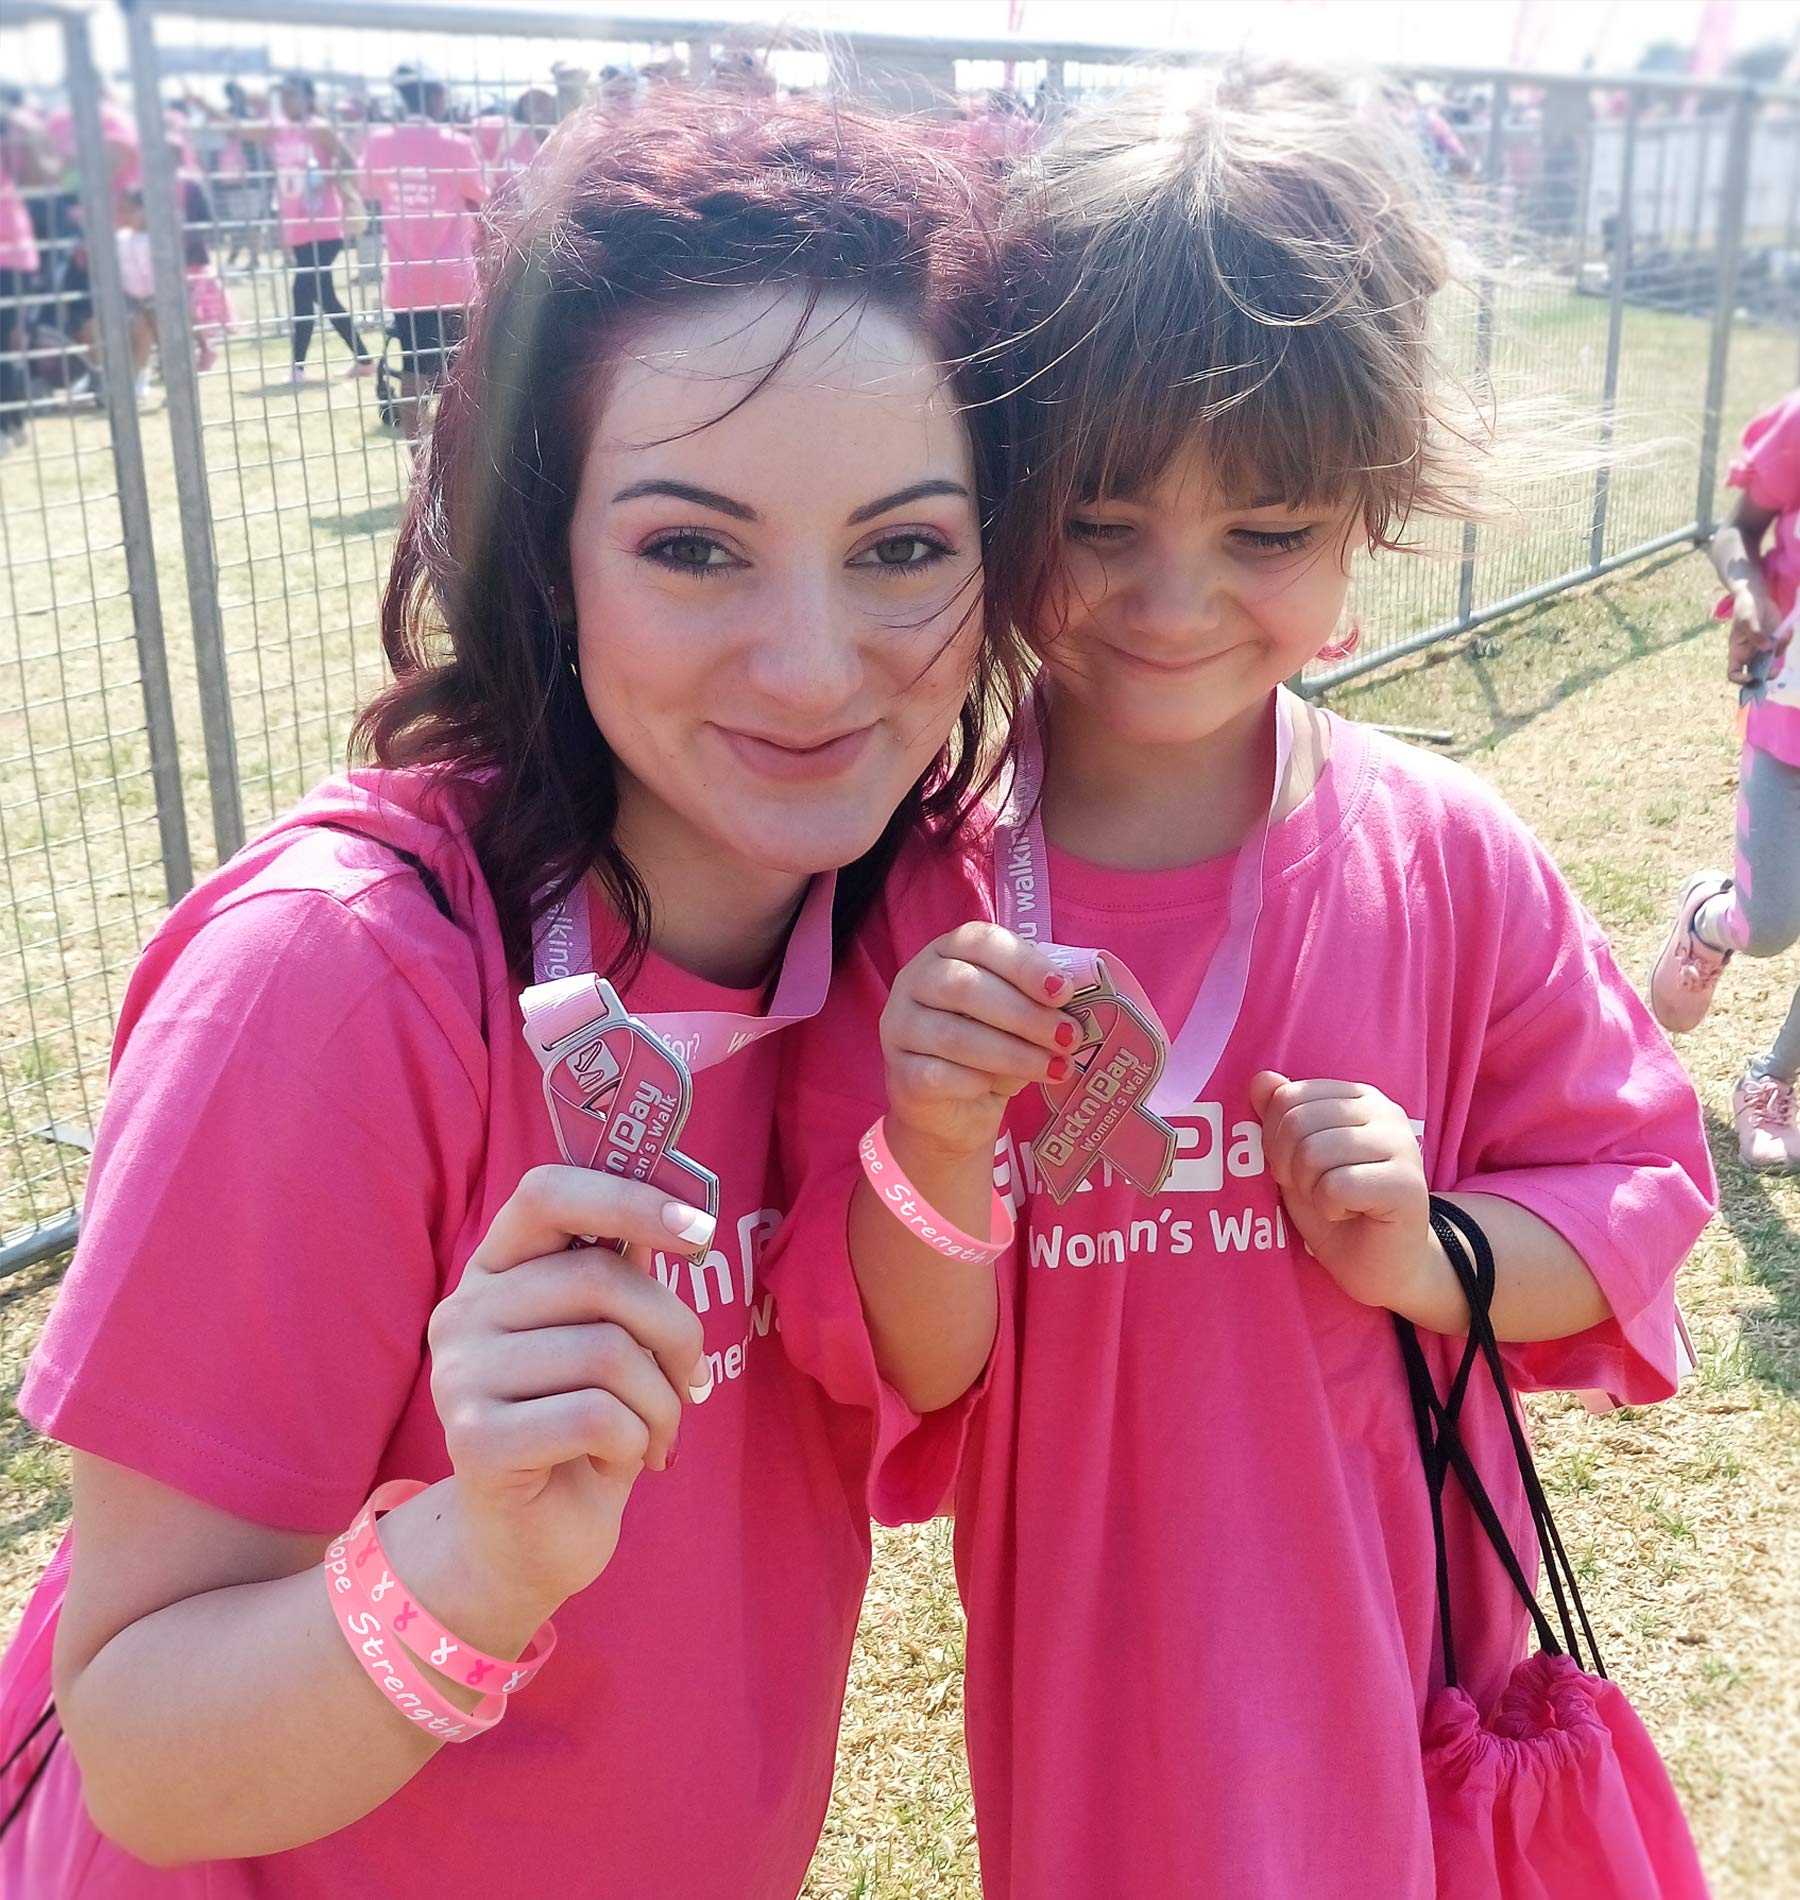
663, 1203, 716, 1249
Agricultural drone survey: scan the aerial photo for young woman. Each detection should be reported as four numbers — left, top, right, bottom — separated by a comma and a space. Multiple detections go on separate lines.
0, 95, 1017, 1897
776, 65, 1714, 1898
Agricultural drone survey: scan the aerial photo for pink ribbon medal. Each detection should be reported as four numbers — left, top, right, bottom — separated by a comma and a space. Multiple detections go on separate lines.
994, 688, 1295, 1205
519, 872, 836, 1255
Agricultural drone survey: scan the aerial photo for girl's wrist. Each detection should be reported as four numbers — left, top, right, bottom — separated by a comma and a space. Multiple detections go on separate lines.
1387, 1224, 1470, 1333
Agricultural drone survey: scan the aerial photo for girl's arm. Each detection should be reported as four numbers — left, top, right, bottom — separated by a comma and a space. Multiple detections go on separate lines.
849, 923, 1077, 1412
54, 1166, 706, 1866
1710, 491, 1782, 684
1252, 1074, 1610, 1342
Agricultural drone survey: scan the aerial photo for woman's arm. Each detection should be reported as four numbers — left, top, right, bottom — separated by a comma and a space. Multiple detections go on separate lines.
1711, 491, 1782, 685
53, 1165, 707, 1867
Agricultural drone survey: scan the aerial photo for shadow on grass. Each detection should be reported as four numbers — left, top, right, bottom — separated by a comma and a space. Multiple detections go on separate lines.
1704, 1105, 1800, 1396
1334, 550, 1714, 754
314, 500, 403, 540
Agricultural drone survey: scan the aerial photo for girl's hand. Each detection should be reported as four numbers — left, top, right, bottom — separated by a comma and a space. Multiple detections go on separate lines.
1251, 1072, 1437, 1313
1726, 586, 1782, 686
425, 1166, 711, 1625
881, 922, 1083, 1165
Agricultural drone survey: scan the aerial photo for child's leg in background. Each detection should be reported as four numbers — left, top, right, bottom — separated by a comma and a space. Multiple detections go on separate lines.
1697, 741, 1800, 1078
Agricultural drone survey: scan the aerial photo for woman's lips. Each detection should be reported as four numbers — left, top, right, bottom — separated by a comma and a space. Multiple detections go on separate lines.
714, 724, 874, 783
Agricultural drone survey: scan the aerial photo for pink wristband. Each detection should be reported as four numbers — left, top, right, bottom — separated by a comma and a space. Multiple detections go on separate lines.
345, 1480, 557, 1695
859, 1118, 1015, 1266
324, 1511, 503, 1743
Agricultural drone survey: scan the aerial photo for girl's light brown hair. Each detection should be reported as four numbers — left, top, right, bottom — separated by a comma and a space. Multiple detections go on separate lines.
993, 63, 1485, 640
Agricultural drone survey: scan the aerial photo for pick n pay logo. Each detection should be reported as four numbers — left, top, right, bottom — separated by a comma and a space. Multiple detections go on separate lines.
1163, 1102, 1225, 1192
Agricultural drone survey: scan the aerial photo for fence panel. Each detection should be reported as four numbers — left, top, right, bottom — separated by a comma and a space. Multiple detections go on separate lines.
0, 3, 189, 1274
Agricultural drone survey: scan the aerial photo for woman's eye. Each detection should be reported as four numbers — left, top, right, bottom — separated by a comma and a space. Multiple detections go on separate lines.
646, 533, 736, 574
851, 533, 952, 573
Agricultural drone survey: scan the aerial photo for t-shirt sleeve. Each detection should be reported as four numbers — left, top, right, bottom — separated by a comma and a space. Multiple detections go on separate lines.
1444, 833, 1716, 1402
1728, 391, 1800, 516
768, 857, 992, 1525
19, 884, 486, 1534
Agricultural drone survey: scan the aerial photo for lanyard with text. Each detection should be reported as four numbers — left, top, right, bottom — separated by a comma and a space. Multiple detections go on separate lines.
993, 688, 1295, 1203
518, 871, 837, 1254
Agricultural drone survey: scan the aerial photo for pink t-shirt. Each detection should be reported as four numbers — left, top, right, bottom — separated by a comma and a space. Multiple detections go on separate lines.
1719, 389, 1800, 766
5, 769, 887, 1899
359, 120, 485, 312
779, 711, 1715, 1900
46, 100, 140, 220
0, 161, 36, 274
269, 118, 343, 249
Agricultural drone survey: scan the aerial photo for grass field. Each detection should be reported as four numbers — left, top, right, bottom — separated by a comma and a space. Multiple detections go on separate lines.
0, 270, 1797, 1892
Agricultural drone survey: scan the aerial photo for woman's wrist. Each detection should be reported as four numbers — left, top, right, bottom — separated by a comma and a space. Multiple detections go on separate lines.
374, 1479, 566, 1671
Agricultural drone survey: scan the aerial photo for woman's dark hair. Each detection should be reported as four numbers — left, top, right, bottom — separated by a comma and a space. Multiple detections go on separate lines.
355, 94, 1023, 980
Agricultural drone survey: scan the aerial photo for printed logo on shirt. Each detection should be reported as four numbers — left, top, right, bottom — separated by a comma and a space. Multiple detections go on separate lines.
652, 1204, 782, 1401
997, 1097, 1426, 1270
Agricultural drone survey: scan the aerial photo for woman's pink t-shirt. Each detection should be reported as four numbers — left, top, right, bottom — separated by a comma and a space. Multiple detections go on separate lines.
269, 119, 343, 249
780, 713, 1715, 1900
1721, 389, 1800, 766
7, 770, 889, 1899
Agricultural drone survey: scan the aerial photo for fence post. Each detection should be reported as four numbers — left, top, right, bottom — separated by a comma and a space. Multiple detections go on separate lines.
1590, 88, 1639, 571
1459, 79, 1508, 628
1697, 88, 1756, 537
61, 5, 194, 904
122, 0, 246, 864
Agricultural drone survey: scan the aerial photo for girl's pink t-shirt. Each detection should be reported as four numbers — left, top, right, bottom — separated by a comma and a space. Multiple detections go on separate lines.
6, 770, 896, 1899
1722, 389, 1800, 765
269, 118, 343, 248
779, 713, 1715, 1900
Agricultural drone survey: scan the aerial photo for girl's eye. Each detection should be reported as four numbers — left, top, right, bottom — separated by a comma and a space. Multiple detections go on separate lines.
850, 533, 953, 573
644, 533, 738, 575
1068, 519, 1132, 545
1233, 526, 1317, 554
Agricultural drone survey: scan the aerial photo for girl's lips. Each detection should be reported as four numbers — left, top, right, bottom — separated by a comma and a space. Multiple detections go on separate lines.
714, 724, 874, 783
1105, 643, 1235, 678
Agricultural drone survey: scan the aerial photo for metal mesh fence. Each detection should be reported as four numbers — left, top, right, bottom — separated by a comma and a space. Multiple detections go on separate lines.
0, 4, 188, 1274
4, 11, 1800, 1271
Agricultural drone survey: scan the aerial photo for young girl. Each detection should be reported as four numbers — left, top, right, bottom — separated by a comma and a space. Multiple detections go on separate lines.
1650, 387, 1800, 1169
775, 66, 1715, 1897
0, 96, 1016, 1897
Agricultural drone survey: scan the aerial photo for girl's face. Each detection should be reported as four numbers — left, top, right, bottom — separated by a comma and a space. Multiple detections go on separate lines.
566, 288, 984, 884
1039, 445, 1355, 748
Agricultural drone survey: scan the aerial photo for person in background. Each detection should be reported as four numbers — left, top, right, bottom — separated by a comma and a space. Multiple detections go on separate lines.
1651, 386, 1800, 1169
113, 189, 157, 405
0, 94, 46, 454
358, 62, 485, 439
470, 87, 553, 193
252, 74, 372, 386
43, 81, 139, 399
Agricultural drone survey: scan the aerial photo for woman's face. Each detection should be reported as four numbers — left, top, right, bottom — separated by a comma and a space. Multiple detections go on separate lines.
566, 288, 984, 883
1039, 444, 1355, 750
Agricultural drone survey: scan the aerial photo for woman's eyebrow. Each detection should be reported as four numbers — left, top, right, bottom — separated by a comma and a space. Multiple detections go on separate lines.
845, 480, 969, 525
610, 479, 758, 521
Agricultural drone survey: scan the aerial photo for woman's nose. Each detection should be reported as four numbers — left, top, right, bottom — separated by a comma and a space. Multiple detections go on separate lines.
740, 574, 864, 718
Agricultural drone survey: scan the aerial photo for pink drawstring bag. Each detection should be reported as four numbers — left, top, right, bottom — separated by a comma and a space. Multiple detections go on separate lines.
1398, 1201, 1711, 1900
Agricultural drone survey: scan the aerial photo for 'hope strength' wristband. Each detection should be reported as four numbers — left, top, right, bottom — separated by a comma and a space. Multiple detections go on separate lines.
324, 1480, 558, 1742
859, 1118, 1014, 1266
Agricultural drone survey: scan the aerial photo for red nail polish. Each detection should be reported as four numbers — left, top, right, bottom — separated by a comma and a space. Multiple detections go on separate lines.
1054, 1020, 1077, 1048
1044, 974, 1067, 1000
1048, 1055, 1072, 1081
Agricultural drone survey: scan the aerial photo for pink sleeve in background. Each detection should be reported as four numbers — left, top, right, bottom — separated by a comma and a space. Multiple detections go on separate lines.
1728, 389, 1800, 515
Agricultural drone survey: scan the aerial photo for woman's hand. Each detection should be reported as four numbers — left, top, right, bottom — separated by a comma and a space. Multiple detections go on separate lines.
424, 1166, 711, 1625
1251, 1072, 1440, 1314
880, 922, 1082, 1166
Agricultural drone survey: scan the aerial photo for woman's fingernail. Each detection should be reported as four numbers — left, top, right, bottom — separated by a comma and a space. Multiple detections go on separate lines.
662, 1203, 716, 1249
1054, 1019, 1077, 1048
1048, 1055, 1072, 1081
1043, 974, 1070, 1000
663, 1439, 680, 1472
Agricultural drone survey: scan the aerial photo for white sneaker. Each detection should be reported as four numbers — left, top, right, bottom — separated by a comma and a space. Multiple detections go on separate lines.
289, 364, 307, 388
1733, 1067, 1800, 1170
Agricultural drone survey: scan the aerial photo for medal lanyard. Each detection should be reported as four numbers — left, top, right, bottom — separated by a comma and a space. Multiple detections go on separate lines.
991, 687, 1295, 1200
